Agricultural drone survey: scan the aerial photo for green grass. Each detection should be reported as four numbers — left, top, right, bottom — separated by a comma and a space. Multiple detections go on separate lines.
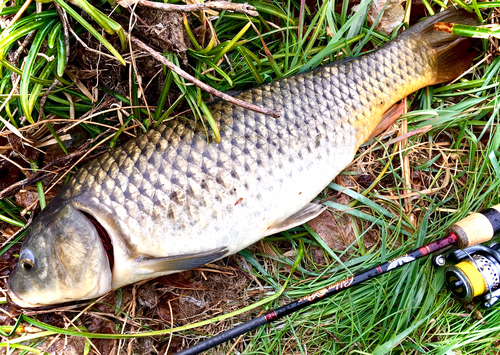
0, 0, 500, 354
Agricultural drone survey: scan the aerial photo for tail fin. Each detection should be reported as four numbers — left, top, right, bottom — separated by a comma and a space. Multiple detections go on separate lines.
403, 7, 479, 84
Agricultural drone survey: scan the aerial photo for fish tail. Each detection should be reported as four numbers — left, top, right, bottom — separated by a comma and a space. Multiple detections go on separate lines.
404, 7, 479, 84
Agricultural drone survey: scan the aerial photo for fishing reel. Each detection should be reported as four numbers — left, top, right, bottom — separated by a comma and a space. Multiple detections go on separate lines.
434, 242, 500, 307
432, 205, 500, 307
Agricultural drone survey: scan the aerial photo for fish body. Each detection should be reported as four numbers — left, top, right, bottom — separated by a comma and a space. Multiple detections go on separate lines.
8, 9, 477, 307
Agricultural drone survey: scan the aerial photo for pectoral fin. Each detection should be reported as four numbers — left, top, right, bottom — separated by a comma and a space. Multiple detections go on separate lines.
135, 247, 228, 274
263, 203, 326, 237
366, 101, 406, 141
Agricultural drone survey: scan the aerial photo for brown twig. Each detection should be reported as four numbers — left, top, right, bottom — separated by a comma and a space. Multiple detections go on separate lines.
126, 33, 280, 119
37, 79, 59, 122
9, 31, 35, 64
226, 334, 244, 355
6, 0, 33, 30
6, 32, 35, 91
0, 152, 14, 170
0, 148, 107, 199
0, 212, 33, 249
130, 0, 258, 16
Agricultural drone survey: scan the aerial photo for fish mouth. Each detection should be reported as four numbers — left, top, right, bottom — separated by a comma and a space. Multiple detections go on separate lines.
7, 262, 114, 310
6, 269, 49, 309
7, 290, 35, 309
7, 292, 89, 311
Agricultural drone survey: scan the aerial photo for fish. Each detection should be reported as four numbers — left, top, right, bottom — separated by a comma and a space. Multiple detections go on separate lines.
8, 8, 478, 308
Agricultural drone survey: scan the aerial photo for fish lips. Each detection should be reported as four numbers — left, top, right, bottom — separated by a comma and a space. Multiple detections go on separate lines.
6, 290, 92, 311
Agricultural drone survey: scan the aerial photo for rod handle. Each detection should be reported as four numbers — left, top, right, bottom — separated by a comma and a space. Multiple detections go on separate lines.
448, 205, 500, 248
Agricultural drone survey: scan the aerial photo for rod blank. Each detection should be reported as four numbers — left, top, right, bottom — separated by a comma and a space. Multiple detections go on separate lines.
176, 234, 458, 355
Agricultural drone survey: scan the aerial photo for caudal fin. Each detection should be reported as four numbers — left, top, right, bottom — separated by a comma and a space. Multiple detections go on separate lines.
404, 7, 479, 84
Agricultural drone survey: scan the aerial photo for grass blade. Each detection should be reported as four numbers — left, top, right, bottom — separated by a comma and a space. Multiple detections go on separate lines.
53, 0, 125, 65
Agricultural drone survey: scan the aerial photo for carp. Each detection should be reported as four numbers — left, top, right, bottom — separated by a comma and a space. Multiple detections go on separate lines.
8, 8, 477, 307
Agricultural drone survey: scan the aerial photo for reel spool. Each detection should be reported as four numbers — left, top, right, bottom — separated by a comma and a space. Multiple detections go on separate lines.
435, 243, 500, 307
432, 204, 500, 307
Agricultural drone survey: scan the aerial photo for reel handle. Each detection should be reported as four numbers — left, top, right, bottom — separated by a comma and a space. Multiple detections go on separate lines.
449, 205, 500, 249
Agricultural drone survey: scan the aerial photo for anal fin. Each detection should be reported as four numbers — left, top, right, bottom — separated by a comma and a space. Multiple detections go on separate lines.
135, 247, 228, 275
263, 203, 326, 237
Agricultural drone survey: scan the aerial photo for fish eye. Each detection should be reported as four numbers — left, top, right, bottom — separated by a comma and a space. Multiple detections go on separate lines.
19, 250, 35, 271
21, 259, 34, 270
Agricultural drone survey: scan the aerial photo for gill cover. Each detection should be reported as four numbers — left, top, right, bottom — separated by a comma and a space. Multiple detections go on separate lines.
8, 198, 112, 308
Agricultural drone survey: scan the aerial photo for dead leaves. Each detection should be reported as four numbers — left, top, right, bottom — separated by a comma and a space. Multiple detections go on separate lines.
136, 10, 190, 56
14, 186, 56, 210
43, 337, 87, 355
307, 210, 356, 253
138, 283, 159, 308
14, 186, 40, 209
0, 160, 21, 191
1, 226, 20, 240
7, 135, 38, 162
355, 0, 405, 35
306, 190, 378, 264
87, 318, 116, 355
155, 272, 208, 290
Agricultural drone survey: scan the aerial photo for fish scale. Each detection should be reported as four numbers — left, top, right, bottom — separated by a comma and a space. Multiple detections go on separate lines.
57, 35, 432, 273
9, 8, 479, 307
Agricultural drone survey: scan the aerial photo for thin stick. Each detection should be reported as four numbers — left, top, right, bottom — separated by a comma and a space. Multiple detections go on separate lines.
6, 0, 33, 27
9, 32, 35, 64
126, 33, 280, 119
164, 301, 174, 355
225, 334, 244, 355
37, 80, 60, 122
0, 212, 33, 249
175, 234, 458, 355
131, 0, 258, 16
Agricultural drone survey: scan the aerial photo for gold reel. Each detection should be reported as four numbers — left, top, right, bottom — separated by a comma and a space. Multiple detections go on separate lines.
445, 253, 500, 305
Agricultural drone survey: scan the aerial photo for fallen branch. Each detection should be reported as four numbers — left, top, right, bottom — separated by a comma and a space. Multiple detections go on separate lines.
120, 0, 258, 16
126, 33, 280, 119
37, 79, 59, 122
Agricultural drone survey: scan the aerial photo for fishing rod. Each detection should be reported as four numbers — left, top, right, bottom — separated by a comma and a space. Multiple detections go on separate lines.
176, 205, 500, 355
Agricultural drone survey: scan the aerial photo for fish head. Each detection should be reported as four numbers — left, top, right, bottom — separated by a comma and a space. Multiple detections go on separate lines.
8, 200, 112, 308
